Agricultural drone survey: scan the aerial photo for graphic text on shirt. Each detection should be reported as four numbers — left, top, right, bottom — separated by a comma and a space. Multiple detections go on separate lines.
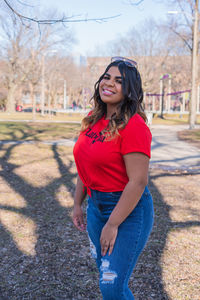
85, 128, 105, 144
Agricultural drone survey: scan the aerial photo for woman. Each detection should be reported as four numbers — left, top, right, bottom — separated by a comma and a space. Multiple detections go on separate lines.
73, 57, 154, 300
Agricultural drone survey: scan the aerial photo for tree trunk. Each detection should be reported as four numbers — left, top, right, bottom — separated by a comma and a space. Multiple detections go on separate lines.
6, 85, 17, 113
48, 92, 51, 116
29, 82, 36, 121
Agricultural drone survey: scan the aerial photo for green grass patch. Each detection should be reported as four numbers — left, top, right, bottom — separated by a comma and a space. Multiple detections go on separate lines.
0, 112, 85, 122
1, 112, 200, 125
178, 129, 200, 147
192, 129, 200, 141
0, 122, 81, 141
152, 117, 187, 125
152, 113, 200, 125
0, 113, 200, 143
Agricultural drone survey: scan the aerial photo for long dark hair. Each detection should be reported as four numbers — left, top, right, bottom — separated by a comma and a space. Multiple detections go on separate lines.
81, 60, 146, 139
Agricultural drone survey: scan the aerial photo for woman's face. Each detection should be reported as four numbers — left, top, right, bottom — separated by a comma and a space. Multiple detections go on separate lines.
99, 66, 124, 108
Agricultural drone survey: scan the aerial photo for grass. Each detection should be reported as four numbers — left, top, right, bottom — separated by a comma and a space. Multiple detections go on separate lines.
1, 114, 200, 152
0, 112, 86, 122
178, 129, 200, 148
149, 170, 200, 300
1, 111, 200, 125
0, 122, 81, 141
152, 113, 200, 125
0, 140, 199, 299
192, 129, 200, 141
0, 111, 199, 298
183, 129, 200, 141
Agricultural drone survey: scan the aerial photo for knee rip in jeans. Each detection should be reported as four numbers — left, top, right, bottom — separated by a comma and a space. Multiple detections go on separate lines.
88, 236, 97, 259
100, 259, 117, 284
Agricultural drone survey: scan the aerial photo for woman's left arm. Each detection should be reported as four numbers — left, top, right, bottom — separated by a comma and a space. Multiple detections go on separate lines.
100, 152, 150, 256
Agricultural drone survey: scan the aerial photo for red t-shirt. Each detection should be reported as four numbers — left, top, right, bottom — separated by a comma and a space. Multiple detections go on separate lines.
73, 113, 152, 193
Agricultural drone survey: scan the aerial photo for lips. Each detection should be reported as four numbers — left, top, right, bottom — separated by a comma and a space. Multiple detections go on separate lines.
102, 88, 115, 96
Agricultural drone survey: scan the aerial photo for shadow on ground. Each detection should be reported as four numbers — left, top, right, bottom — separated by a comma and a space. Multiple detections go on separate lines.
0, 140, 98, 300
0, 138, 200, 299
130, 169, 200, 300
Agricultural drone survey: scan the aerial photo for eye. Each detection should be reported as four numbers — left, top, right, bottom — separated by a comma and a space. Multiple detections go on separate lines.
103, 75, 110, 80
116, 79, 122, 84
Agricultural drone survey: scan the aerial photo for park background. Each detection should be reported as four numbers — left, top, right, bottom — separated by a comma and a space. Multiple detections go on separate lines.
0, 1, 200, 299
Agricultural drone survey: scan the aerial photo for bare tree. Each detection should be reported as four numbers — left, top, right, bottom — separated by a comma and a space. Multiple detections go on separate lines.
126, 0, 145, 5
0, 0, 120, 115
164, 0, 200, 127
2, 0, 120, 25
0, 5, 75, 114
131, 0, 199, 125
0, 61, 7, 110
0, 15, 29, 113
125, 0, 199, 126
165, 1, 196, 52
44, 55, 73, 111
103, 19, 176, 92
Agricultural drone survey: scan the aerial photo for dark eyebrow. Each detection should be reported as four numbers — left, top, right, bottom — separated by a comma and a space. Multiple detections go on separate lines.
104, 72, 122, 80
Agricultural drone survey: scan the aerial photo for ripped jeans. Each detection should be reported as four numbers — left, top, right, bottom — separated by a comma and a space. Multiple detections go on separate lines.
87, 186, 154, 300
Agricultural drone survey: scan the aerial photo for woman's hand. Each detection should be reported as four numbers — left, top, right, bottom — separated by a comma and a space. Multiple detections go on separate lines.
100, 223, 118, 256
73, 204, 86, 231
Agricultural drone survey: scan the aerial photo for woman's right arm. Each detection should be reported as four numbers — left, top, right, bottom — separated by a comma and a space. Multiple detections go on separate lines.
73, 175, 87, 231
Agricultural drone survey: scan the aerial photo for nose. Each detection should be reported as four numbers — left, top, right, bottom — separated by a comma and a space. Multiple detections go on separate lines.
105, 78, 114, 87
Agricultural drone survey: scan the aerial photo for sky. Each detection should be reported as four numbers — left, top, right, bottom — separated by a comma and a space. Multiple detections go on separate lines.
36, 0, 171, 56
8, 0, 173, 57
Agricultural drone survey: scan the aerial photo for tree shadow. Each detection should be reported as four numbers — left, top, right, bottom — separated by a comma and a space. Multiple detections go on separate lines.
0, 127, 200, 299
130, 169, 200, 300
0, 123, 41, 142
0, 122, 80, 144
0, 140, 97, 299
151, 131, 200, 169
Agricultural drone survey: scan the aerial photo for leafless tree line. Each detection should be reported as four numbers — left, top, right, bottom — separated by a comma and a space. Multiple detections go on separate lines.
0, 1, 120, 115
0, 6, 81, 114
0, 0, 199, 116
109, 0, 199, 96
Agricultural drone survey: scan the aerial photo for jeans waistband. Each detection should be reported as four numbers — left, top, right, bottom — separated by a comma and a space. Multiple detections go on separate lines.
88, 186, 153, 217
90, 189, 122, 197
90, 186, 150, 205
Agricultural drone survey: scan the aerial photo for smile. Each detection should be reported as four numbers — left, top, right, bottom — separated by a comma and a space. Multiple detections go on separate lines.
102, 88, 115, 96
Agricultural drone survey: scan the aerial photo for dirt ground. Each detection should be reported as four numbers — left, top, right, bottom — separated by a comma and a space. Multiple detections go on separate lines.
0, 140, 199, 299
178, 129, 200, 149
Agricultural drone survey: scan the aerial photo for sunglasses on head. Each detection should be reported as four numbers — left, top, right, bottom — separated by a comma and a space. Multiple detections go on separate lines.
111, 56, 137, 68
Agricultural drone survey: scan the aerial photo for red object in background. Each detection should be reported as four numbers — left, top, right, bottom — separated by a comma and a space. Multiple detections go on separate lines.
16, 105, 23, 112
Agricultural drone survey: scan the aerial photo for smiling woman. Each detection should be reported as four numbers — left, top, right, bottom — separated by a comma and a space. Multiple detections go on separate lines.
99, 66, 124, 117
72, 57, 154, 299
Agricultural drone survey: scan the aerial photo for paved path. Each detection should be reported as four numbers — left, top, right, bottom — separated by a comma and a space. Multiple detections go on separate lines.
0, 119, 81, 124
0, 124, 199, 172
0, 139, 76, 147
150, 125, 200, 172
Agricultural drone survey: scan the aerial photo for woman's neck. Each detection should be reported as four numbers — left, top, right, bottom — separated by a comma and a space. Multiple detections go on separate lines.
106, 106, 117, 120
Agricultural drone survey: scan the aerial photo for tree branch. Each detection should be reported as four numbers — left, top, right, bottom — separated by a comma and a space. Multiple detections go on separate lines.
170, 26, 192, 52
3, 0, 120, 24
128, 0, 145, 4
177, 0, 193, 28
15, 0, 35, 7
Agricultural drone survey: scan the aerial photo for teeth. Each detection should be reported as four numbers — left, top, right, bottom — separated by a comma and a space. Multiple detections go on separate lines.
103, 89, 113, 95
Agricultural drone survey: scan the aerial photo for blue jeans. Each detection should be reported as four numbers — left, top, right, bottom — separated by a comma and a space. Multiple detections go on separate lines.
87, 186, 154, 300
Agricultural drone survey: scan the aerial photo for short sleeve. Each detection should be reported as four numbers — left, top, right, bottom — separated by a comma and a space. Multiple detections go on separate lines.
87, 110, 93, 116
120, 114, 152, 158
